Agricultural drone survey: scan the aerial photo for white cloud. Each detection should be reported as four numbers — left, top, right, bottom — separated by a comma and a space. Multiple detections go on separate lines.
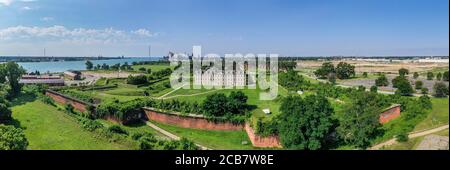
132, 28, 156, 37
0, 0, 13, 6
0, 25, 157, 44
21, 6, 31, 10
40, 17, 54, 22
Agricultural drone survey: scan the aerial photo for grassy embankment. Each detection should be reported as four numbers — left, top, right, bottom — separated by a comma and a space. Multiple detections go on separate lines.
10, 94, 134, 150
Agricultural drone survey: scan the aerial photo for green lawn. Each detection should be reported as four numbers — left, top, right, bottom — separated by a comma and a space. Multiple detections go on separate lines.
150, 121, 254, 150
383, 129, 449, 150
414, 98, 449, 131
98, 120, 168, 140
11, 95, 133, 150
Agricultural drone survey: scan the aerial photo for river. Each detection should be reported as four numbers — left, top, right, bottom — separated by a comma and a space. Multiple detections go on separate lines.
16, 57, 161, 73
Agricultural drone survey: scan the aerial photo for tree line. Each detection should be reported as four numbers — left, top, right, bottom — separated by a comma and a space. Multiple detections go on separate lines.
0, 62, 29, 150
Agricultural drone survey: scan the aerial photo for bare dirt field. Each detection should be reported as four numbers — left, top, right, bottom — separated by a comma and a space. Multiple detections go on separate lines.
297, 59, 449, 74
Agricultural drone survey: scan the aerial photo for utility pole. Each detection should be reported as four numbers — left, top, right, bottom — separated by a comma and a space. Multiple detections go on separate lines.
148, 45, 151, 57
44, 48, 46, 57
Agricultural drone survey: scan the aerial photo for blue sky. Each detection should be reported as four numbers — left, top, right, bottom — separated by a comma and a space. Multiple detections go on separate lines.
0, 0, 448, 57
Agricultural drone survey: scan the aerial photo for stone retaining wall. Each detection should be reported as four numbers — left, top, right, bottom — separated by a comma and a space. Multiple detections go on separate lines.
379, 104, 401, 124
143, 107, 244, 131
245, 123, 282, 148
45, 90, 93, 113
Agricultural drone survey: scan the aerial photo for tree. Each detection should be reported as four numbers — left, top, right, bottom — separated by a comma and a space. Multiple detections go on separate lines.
314, 62, 335, 79
127, 75, 148, 85
370, 85, 378, 93
279, 61, 297, 71
85, 60, 93, 70
139, 67, 146, 72
433, 82, 449, 98
279, 70, 310, 91
202, 93, 229, 117
337, 92, 381, 149
0, 102, 12, 123
421, 87, 429, 95
398, 68, 409, 77
436, 72, 442, 81
418, 95, 432, 110
395, 78, 414, 96
362, 72, 368, 78
278, 95, 334, 150
375, 74, 389, 87
146, 68, 152, 74
413, 72, 419, 79
0, 64, 6, 83
443, 71, 449, 81
227, 91, 249, 115
4, 62, 26, 96
0, 125, 29, 150
335, 62, 355, 79
415, 81, 423, 90
427, 72, 434, 80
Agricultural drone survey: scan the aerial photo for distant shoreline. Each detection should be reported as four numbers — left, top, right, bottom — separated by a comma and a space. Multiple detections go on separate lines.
0, 56, 161, 63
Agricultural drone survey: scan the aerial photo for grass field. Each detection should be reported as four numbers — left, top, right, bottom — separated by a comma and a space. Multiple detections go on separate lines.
414, 98, 449, 131
11, 95, 133, 150
150, 121, 253, 150
131, 64, 174, 73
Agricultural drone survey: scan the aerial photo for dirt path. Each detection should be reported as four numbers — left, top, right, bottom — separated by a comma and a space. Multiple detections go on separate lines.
157, 84, 187, 99
160, 89, 221, 100
370, 124, 449, 150
144, 121, 210, 150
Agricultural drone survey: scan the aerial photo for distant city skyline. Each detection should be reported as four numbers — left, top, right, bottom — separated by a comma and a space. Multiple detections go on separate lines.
0, 0, 448, 57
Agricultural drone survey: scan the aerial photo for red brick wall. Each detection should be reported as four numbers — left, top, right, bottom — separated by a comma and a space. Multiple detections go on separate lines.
45, 90, 91, 113
143, 108, 244, 131
379, 105, 401, 124
245, 123, 282, 148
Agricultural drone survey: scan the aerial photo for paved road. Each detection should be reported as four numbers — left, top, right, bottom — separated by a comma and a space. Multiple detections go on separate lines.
370, 124, 449, 150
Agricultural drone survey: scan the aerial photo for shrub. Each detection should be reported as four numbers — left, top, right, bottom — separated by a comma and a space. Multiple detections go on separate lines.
80, 119, 103, 131
127, 75, 148, 85
0, 102, 12, 123
0, 125, 29, 150
396, 132, 409, 142
418, 95, 432, 110
375, 75, 389, 86
415, 81, 423, 90
362, 72, 368, 78
421, 87, 429, 95
436, 72, 442, 81
370, 86, 378, 93
433, 82, 449, 98
65, 103, 74, 113
39, 95, 55, 106
427, 72, 434, 80
443, 71, 449, 81
413, 72, 419, 79
107, 125, 128, 135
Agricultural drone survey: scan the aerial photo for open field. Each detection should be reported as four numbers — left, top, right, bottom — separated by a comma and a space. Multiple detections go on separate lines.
131, 64, 174, 72
297, 59, 449, 74
414, 98, 449, 131
10, 95, 133, 150
150, 121, 253, 150
383, 129, 449, 150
